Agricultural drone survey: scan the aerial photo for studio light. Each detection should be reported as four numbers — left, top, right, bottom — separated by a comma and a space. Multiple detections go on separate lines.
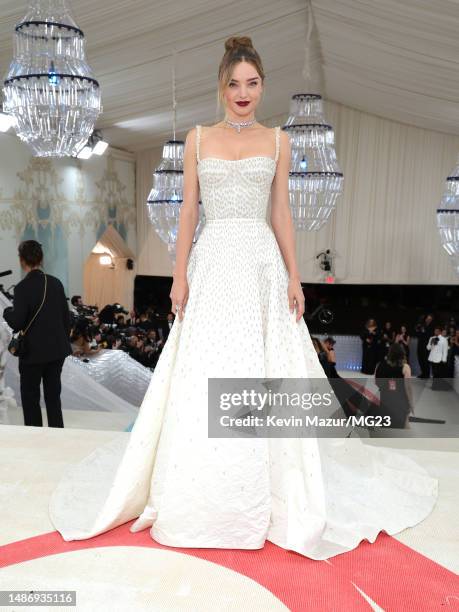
74, 130, 108, 160
92, 140, 109, 155
77, 145, 93, 160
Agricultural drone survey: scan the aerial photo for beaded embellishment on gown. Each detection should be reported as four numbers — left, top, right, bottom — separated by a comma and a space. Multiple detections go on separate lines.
49, 125, 438, 560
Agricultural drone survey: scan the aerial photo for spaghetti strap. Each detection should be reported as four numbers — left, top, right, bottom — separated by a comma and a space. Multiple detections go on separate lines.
196, 125, 201, 163
274, 126, 281, 162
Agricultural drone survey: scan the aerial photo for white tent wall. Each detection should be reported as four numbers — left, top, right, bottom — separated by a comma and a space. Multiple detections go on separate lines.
135, 99, 459, 285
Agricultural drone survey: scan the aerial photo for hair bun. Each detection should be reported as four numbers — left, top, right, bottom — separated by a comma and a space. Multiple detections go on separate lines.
224, 36, 253, 52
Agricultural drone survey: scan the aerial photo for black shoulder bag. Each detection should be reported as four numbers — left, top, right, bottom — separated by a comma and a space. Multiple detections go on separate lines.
8, 273, 48, 358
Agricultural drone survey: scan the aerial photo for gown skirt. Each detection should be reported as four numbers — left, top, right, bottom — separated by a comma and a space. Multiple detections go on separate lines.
49, 217, 438, 560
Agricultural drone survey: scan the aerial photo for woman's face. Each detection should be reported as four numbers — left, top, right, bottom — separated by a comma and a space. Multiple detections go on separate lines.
222, 61, 263, 118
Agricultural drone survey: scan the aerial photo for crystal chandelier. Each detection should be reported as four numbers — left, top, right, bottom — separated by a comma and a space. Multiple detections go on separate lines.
146, 51, 205, 262
283, 0, 343, 231
437, 155, 459, 277
283, 93, 343, 231
2, 0, 102, 157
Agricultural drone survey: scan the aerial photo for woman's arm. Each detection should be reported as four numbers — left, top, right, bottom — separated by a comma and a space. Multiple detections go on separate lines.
270, 131, 305, 321
172, 127, 201, 280
270, 130, 299, 281
403, 363, 415, 414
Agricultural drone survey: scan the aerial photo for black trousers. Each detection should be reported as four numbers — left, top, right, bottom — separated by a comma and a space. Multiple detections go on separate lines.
417, 347, 431, 378
18, 357, 66, 427
431, 361, 450, 391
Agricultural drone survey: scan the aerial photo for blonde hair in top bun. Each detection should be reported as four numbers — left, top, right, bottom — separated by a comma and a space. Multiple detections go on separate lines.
217, 36, 265, 111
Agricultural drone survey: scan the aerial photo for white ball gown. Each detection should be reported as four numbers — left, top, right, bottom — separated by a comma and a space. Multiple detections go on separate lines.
49, 125, 438, 560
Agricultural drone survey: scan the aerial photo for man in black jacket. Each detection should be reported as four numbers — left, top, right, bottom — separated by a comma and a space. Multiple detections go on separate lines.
3, 241, 72, 427
415, 313, 434, 379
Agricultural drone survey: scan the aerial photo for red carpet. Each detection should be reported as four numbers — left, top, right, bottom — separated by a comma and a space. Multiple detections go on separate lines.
1, 524, 458, 611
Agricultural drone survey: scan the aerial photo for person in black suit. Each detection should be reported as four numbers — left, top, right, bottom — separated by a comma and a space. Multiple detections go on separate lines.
3, 240, 72, 427
414, 313, 434, 378
157, 312, 175, 342
360, 318, 381, 375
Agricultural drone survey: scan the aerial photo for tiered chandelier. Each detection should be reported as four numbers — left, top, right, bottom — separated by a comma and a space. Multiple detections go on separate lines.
283, 93, 343, 231
2, 0, 101, 157
146, 52, 205, 262
437, 155, 459, 277
283, 0, 343, 231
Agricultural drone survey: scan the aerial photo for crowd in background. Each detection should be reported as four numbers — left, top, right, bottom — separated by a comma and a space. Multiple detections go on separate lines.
68, 296, 175, 370
309, 315, 459, 429
68, 297, 459, 384
67, 296, 458, 430
359, 314, 458, 382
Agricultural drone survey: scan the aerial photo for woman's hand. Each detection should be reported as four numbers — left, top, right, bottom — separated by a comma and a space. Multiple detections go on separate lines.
170, 275, 189, 322
288, 277, 305, 322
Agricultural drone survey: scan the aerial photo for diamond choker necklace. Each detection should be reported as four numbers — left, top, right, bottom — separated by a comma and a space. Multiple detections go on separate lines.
224, 117, 257, 133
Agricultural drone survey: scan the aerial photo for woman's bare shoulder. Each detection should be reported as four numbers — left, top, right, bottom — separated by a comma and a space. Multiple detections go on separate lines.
402, 362, 411, 376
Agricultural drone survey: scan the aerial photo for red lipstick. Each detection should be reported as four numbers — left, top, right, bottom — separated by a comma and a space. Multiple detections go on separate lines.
236, 101, 250, 106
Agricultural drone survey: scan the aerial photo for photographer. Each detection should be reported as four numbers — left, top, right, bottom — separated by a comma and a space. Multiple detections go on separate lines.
157, 311, 175, 342
115, 314, 128, 329
427, 326, 449, 390
2, 241, 72, 427
323, 336, 339, 378
137, 312, 156, 333
70, 319, 102, 358
70, 295, 82, 315
98, 303, 129, 325
125, 335, 144, 363
144, 328, 163, 368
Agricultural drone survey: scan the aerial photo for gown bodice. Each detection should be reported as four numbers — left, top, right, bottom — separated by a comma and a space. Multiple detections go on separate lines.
196, 124, 280, 220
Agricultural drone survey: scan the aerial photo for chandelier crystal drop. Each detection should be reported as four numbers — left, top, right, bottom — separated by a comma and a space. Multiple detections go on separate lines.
146, 139, 205, 262
283, 93, 343, 231
437, 155, 459, 277
2, 0, 102, 157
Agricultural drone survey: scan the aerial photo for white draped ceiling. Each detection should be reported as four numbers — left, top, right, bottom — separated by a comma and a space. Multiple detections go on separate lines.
1, 1, 458, 284
1, 0, 459, 151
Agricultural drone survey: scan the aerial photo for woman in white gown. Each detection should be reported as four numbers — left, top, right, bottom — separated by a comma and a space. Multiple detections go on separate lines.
49, 35, 438, 560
